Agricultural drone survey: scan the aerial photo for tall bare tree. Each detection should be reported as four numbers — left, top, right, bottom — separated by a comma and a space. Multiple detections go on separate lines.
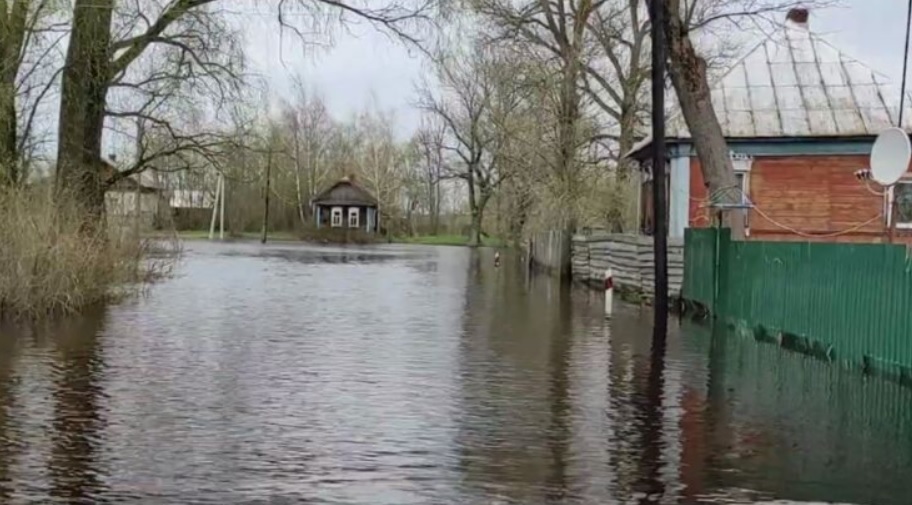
0, 0, 66, 184
472, 0, 605, 230
419, 41, 525, 246
412, 118, 445, 234
280, 81, 336, 225
55, 0, 436, 225
583, 0, 649, 173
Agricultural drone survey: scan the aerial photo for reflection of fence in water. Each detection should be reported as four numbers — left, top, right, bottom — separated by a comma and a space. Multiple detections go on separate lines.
679, 321, 912, 505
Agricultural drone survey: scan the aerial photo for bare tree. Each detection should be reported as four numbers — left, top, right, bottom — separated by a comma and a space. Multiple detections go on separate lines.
55, 0, 437, 225
412, 118, 445, 234
280, 80, 336, 225
472, 0, 605, 230
583, 0, 649, 173
0, 0, 67, 184
419, 41, 525, 246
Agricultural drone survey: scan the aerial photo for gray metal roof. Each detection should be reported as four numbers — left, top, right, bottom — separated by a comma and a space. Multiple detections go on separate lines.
630, 17, 912, 155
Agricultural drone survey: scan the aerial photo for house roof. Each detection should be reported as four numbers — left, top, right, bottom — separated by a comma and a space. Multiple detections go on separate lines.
312, 176, 378, 207
629, 12, 912, 157
109, 175, 161, 194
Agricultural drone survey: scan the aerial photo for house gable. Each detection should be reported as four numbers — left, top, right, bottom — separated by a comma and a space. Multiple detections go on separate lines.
312, 177, 378, 207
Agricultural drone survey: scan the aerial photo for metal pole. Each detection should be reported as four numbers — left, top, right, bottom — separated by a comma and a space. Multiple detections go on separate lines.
651, 0, 669, 341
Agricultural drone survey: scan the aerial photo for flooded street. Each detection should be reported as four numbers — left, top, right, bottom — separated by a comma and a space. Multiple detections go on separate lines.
0, 241, 911, 504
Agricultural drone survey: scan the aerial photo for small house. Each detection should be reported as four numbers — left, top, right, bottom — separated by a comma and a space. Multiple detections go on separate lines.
629, 8, 912, 243
105, 167, 165, 230
311, 176, 380, 233
169, 188, 214, 229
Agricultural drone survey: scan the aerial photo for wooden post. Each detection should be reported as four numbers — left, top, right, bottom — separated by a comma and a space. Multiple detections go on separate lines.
651, 0, 669, 342
261, 148, 272, 244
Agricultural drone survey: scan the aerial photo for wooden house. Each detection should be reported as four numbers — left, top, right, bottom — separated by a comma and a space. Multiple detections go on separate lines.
629, 8, 912, 243
105, 165, 166, 230
311, 176, 380, 233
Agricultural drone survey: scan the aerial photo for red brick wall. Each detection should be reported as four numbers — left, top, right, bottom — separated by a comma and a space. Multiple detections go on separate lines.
687, 155, 906, 243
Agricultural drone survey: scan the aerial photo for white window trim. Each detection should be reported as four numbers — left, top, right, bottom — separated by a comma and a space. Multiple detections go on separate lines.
731, 152, 753, 236
331, 206, 343, 227
887, 180, 912, 229
348, 207, 359, 228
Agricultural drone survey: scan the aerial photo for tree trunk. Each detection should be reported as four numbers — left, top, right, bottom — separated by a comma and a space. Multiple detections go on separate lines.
292, 133, 306, 226
466, 167, 481, 247
261, 149, 272, 244
56, 0, 115, 224
434, 176, 441, 234
557, 57, 582, 232
427, 178, 436, 235
468, 187, 493, 248
660, 0, 744, 238
0, 0, 30, 185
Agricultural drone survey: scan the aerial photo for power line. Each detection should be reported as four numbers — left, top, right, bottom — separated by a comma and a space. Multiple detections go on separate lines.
900, 0, 912, 127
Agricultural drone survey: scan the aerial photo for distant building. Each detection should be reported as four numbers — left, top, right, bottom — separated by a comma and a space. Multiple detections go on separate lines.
311, 175, 380, 233
629, 8, 912, 242
105, 165, 165, 230
170, 189, 213, 210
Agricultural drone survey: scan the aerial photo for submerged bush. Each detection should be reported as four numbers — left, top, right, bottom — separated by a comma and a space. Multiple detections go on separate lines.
0, 186, 178, 319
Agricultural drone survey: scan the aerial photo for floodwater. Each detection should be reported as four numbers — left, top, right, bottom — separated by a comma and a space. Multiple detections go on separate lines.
0, 242, 911, 504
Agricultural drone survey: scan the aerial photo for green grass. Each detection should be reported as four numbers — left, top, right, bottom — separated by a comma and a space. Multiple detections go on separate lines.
150, 230, 301, 241
393, 234, 505, 247
152, 230, 506, 247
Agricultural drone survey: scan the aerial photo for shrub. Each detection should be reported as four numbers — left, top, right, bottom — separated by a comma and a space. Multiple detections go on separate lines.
0, 186, 178, 319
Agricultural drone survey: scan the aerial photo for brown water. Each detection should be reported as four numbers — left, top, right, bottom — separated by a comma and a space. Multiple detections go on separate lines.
1, 241, 911, 504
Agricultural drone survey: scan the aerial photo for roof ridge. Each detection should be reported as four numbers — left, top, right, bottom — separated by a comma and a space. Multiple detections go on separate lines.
626, 18, 912, 157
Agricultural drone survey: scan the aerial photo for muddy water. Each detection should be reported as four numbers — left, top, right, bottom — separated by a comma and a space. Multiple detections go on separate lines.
0, 241, 910, 504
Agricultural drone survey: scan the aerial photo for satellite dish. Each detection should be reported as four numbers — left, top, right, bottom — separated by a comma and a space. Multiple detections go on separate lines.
870, 127, 911, 186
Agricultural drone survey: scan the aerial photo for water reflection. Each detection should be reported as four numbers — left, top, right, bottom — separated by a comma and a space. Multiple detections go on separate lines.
48, 308, 108, 502
0, 330, 16, 501
0, 242, 909, 503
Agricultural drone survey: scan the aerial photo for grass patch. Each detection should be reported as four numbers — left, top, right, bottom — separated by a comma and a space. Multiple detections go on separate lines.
158, 230, 300, 242
393, 234, 505, 247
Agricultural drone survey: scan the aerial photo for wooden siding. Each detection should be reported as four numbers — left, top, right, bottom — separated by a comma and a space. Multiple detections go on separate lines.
686, 154, 912, 243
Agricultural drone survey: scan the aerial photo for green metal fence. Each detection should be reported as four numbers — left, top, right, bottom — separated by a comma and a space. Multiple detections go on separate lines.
683, 228, 912, 381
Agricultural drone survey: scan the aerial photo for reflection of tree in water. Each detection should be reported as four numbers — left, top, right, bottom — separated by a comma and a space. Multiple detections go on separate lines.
48, 307, 109, 503
0, 335, 17, 502
454, 250, 575, 503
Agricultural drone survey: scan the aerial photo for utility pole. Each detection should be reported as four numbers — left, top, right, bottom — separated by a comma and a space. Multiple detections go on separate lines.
219, 173, 225, 240
261, 147, 273, 244
651, 0, 669, 342
209, 174, 220, 240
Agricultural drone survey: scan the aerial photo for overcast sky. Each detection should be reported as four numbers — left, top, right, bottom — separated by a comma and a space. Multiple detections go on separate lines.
240, 2, 908, 140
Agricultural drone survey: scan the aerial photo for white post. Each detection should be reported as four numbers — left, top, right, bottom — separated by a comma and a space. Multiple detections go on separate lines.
604, 267, 614, 318
208, 175, 220, 240
218, 173, 225, 240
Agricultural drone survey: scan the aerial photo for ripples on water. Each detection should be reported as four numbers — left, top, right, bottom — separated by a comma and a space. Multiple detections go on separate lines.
0, 241, 910, 504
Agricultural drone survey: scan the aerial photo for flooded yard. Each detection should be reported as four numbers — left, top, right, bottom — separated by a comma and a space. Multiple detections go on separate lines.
0, 241, 910, 504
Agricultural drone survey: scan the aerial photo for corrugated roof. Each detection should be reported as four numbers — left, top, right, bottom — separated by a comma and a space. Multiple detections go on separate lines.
630, 17, 912, 155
